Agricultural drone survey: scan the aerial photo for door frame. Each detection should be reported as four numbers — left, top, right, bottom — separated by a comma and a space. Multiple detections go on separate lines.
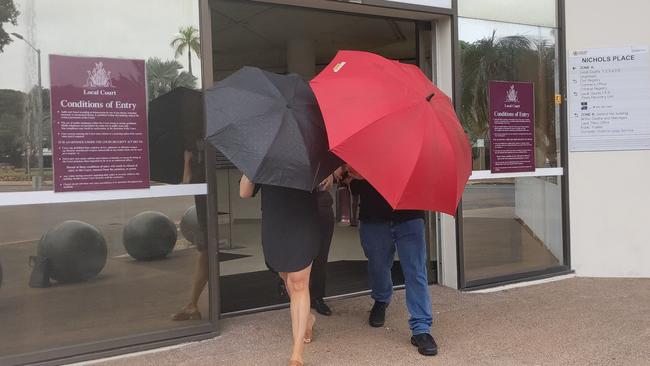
208, 0, 455, 315
451, 0, 573, 290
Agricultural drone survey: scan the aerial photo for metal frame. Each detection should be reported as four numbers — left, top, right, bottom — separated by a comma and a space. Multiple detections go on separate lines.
450, 0, 468, 289
201, 0, 223, 331
416, 19, 439, 285
557, 0, 572, 271
1, 1, 220, 365
356, 0, 454, 15
453, 0, 572, 290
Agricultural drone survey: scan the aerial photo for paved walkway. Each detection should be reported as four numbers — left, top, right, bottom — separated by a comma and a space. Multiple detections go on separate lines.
93, 277, 650, 366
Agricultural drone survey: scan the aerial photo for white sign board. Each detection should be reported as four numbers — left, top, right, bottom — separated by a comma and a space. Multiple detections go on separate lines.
568, 46, 650, 151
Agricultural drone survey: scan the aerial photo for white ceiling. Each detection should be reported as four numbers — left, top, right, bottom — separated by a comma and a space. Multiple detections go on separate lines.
210, 0, 417, 79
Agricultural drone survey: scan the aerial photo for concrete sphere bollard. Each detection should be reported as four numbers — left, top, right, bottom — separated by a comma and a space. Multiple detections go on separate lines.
180, 205, 199, 244
37, 220, 108, 283
123, 211, 177, 261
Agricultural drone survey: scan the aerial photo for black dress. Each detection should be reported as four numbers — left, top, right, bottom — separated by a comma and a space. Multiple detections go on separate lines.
257, 184, 321, 273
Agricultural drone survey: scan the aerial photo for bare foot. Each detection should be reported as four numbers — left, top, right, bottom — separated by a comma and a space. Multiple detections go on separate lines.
288, 360, 303, 366
171, 304, 202, 321
304, 313, 316, 343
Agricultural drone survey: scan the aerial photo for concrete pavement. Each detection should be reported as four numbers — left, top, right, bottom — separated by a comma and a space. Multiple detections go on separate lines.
90, 277, 650, 366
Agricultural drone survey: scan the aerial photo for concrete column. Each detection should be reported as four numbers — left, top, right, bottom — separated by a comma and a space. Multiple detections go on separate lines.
286, 38, 316, 79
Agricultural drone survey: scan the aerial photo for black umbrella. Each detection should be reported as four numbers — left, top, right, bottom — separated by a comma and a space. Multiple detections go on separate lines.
205, 67, 340, 191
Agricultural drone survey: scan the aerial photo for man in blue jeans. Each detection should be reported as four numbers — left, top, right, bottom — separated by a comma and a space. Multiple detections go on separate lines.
338, 167, 437, 356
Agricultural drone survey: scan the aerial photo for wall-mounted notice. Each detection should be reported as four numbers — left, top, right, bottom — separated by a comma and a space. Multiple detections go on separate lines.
569, 46, 650, 151
50, 55, 149, 192
488, 81, 536, 173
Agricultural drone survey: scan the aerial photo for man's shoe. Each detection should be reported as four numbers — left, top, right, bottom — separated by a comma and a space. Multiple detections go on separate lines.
311, 298, 332, 316
410, 333, 438, 356
368, 301, 388, 327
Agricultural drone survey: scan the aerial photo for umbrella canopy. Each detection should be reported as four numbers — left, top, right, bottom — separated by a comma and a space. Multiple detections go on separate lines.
310, 51, 472, 215
205, 67, 340, 191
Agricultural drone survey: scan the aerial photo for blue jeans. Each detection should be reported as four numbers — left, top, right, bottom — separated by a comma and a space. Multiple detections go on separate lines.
359, 218, 432, 335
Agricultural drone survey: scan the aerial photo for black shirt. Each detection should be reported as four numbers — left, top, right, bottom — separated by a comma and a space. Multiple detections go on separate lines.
349, 180, 425, 223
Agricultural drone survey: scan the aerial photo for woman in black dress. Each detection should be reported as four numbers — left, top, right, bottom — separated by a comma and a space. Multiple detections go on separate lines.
240, 174, 331, 366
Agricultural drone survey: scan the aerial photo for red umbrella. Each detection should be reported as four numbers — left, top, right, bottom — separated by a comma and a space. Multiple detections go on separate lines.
310, 50, 471, 215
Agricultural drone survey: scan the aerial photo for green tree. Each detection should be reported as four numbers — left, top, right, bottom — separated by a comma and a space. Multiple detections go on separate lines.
0, 89, 26, 166
170, 26, 201, 76
460, 32, 532, 145
146, 58, 197, 100
0, 0, 19, 52
459, 31, 559, 169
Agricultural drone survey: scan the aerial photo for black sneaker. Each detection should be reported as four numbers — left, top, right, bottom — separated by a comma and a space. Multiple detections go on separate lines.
311, 298, 332, 316
410, 333, 438, 356
368, 301, 388, 327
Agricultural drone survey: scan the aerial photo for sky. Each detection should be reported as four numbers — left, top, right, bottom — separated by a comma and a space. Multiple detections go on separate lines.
0, 0, 201, 92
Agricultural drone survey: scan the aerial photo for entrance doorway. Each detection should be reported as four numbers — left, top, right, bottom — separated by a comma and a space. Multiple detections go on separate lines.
207, 0, 438, 314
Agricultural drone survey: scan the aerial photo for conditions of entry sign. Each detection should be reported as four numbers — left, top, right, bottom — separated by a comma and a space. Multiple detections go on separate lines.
568, 46, 650, 151
488, 81, 536, 173
49, 55, 150, 192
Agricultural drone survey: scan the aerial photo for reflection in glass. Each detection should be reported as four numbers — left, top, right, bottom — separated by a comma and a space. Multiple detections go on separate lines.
0, 0, 202, 192
459, 18, 560, 170
0, 0, 208, 361
462, 177, 563, 283
0, 195, 209, 356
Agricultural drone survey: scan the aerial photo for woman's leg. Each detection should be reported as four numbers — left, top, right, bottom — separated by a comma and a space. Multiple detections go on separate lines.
189, 250, 209, 307
172, 250, 208, 320
284, 265, 313, 364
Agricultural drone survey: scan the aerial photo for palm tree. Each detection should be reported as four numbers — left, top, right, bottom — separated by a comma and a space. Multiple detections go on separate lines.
146, 58, 197, 100
460, 32, 561, 169
170, 26, 201, 76
460, 32, 532, 142
459, 32, 533, 169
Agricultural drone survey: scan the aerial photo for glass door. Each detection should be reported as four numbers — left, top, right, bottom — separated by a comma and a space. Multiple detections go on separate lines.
455, 15, 570, 289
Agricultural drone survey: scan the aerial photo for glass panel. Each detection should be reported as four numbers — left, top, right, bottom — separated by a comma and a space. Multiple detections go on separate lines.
459, 18, 561, 170
0, 0, 211, 361
0, 195, 210, 356
211, 0, 420, 312
0, 0, 202, 192
458, 0, 557, 28
461, 176, 564, 283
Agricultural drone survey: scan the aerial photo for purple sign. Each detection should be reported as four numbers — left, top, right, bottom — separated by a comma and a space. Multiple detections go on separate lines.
488, 81, 535, 173
50, 55, 149, 192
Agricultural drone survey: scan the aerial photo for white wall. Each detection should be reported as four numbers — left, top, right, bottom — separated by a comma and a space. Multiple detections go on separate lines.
566, 0, 650, 277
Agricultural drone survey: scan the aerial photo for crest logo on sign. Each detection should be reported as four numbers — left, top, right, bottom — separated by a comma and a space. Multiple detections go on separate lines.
333, 61, 346, 73
505, 85, 519, 103
84, 62, 114, 88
